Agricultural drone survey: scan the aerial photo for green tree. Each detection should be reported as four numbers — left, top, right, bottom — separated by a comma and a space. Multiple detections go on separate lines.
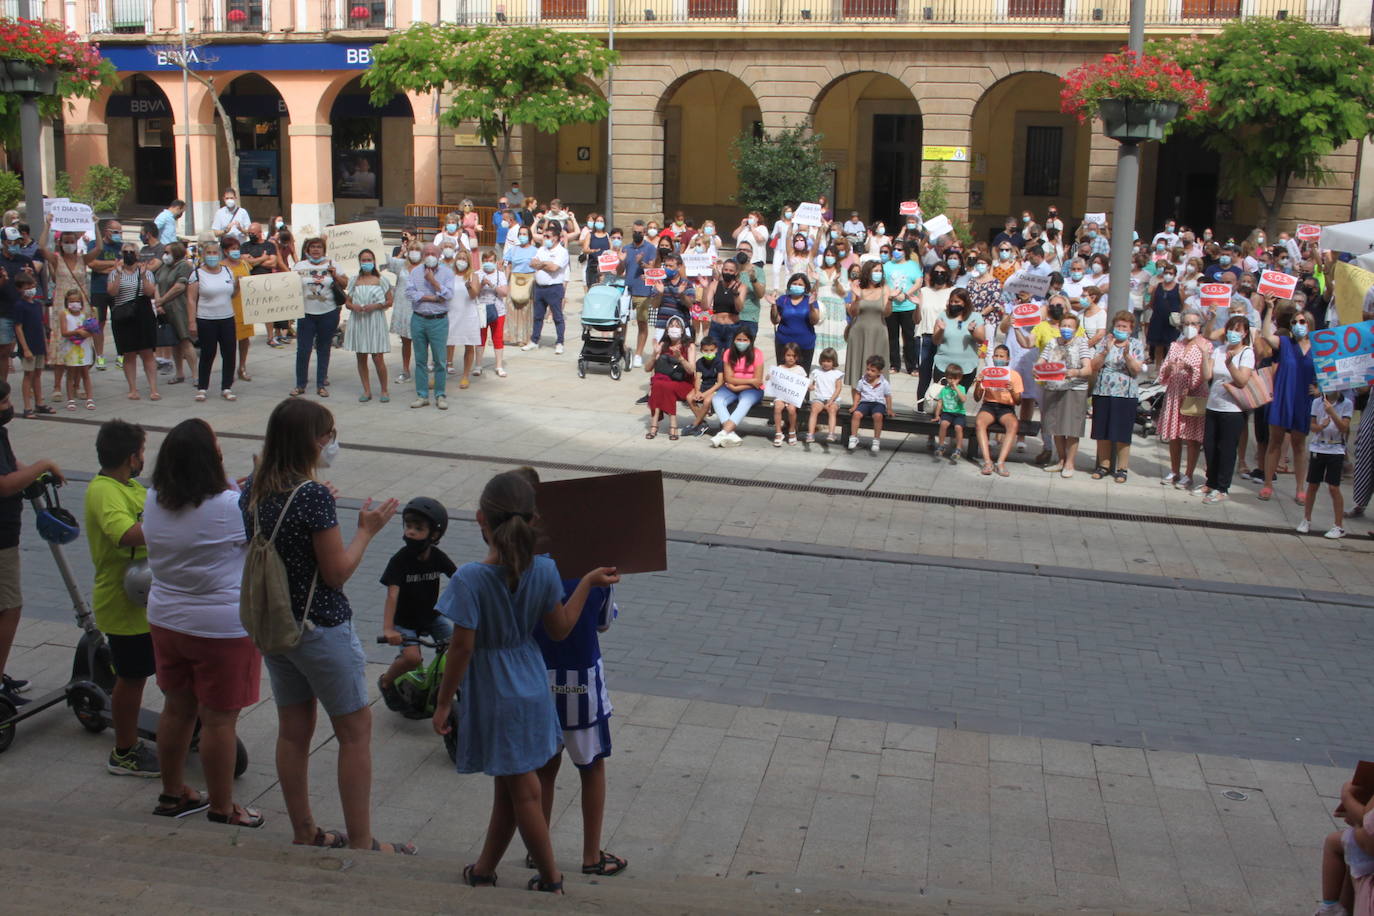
919, 163, 974, 248
0, 171, 22, 213
56, 165, 133, 214
1151, 19, 1374, 234
730, 123, 828, 220
362, 24, 617, 191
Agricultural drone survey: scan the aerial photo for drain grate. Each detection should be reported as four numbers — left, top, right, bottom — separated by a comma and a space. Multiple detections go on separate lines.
815, 469, 868, 483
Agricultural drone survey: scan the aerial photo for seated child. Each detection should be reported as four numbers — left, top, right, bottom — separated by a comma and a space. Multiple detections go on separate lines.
683, 335, 723, 436
807, 346, 844, 444
932, 363, 967, 463
848, 354, 893, 455
378, 497, 457, 712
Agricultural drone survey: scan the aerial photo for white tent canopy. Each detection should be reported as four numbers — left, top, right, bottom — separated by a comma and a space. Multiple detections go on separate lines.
1320, 219, 1374, 254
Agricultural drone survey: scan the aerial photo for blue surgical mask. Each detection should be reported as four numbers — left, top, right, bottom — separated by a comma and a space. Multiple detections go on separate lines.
1069, 270, 1083, 281
972, 265, 987, 277
1156, 243, 1166, 252
543, 238, 555, 249
1219, 255, 1232, 267
664, 267, 678, 279
703, 227, 715, 236
360, 261, 375, 273
880, 253, 891, 263
871, 270, 883, 282
824, 255, 836, 267
594, 221, 605, 230
445, 223, 458, 234
227, 249, 241, 260
1226, 330, 1243, 345
999, 250, 1013, 261
109, 232, 123, 243
1090, 263, 1103, 276
204, 254, 221, 267
518, 235, 530, 244
734, 340, 749, 352
308, 255, 324, 264
1293, 323, 1309, 339
1087, 231, 1098, 240
1060, 327, 1074, 339
1112, 328, 1130, 341
788, 284, 805, 297
611, 238, 622, 248
946, 258, 960, 270
892, 251, 905, 262
992, 358, 1008, 367
481, 261, 496, 273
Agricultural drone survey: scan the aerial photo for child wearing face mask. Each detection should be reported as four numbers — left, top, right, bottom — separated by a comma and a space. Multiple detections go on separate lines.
682, 335, 723, 437
12, 274, 51, 416
59, 290, 96, 410
645, 316, 694, 440
343, 248, 393, 403
377, 498, 456, 710
769, 342, 806, 446
472, 251, 510, 379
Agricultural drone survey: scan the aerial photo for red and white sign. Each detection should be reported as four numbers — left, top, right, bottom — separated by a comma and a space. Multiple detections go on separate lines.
1012, 302, 1041, 329
899, 201, 922, 216
1033, 361, 1066, 383
1200, 283, 1233, 309
1296, 224, 1322, 242
644, 267, 666, 283
980, 366, 1012, 390
1257, 270, 1298, 299
597, 252, 620, 272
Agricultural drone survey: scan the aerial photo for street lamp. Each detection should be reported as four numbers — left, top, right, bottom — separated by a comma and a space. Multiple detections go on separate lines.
1105, 0, 1146, 311
179, 0, 195, 234
604, 0, 615, 226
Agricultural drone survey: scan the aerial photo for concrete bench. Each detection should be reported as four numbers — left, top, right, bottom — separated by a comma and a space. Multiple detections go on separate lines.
744, 399, 1040, 439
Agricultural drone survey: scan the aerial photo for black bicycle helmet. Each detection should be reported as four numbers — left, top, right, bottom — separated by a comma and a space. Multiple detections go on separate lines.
402, 497, 448, 543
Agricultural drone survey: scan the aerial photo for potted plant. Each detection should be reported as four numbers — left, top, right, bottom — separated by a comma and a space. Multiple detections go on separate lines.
1060, 49, 1209, 141
0, 18, 112, 101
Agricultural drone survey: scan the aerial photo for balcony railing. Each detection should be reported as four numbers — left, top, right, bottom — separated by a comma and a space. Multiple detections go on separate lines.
88, 0, 152, 34
332, 0, 394, 28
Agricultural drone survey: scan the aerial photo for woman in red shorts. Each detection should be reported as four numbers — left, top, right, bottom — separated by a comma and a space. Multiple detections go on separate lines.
644, 314, 696, 440
143, 417, 263, 826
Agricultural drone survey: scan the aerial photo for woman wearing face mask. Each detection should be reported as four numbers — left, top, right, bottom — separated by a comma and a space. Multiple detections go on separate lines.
1256, 304, 1318, 503
1078, 286, 1108, 348
1156, 309, 1209, 489
435, 211, 466, 254
844, 261, 891, 386
342, 248, 392, 403
770, 273, 820, 373
105, 241, 161, 401
812, 246, 848, 360
965, 255, 1003, 327
447, 250, 481, 389
932, 286, 985, 406
291, 237, 345, 398
221, 237, 256, 383
1128, 252, 1151, 322
386, 234, 418, 382
502, 227, 538, 347
579, 213, 610, 289
1197, 315, 1256, 504
185, 241, 238, 403
768, 206, 794, 292
710, 326, 766, 447
785, 232, 814, 286
1089, 312, 1146, 482
40, 217, 92, 401
865, 221, 891, 259
702, 259, 745, 355
991, 242, 1020, 284
1035, 312, 1092, 477
916, 266, 955, 400
1145, 266, 1182, 373
645, 315, 695, 440
240, 398, 406, 855
884, 241, 923, 377
734, 212, 768, 266
152, 242, 195, 385
268, 227, 299, 347
471, 249, 509, 379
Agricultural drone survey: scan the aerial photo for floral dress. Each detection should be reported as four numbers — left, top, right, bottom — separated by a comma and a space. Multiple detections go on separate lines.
47, 254, 89, 367
967, 277, 1005, 325
1157, 339, 1207, 442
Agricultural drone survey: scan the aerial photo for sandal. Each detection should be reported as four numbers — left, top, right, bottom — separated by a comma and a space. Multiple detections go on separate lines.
645, 427, 657, 440
773, 432, 784, 447
221, 390, 237, 401
370, 838, 417, 855
981, 462, 993, 476
290, 388, 305, 397
358, 394, 372, 403
317, 387, 329, 398
995, 464, 1010, 478
1090, 466, 1109, 480
495, 368, 508, 378
65, 400, 76, 411
582, 850, 628, 877
1295, 492, 1307, 506
149, 392, 161, 401
293, 827, 348, 849
237, 368, 252, 382
786, 433, 797, 446
669, 429, 679, 440
20, 409, 33, 419
1258, 486, 1273, 501
206, 804, 265, 828
463, 864, 498, 886
85, 400, 95, 410
167, 376, 186, 385
153, 789, 209, 818
34, 405, 55, 415
1113, 469, 1128, 484
527, 875, 564, 894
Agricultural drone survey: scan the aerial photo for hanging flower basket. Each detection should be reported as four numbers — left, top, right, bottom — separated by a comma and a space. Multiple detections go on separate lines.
227, 7, 249, 21
1060, 48, 1208, 140
0, 18, 107, 98
1095, 98, 1181, 141
350, 5, 372, 19
0, 58, 56, 95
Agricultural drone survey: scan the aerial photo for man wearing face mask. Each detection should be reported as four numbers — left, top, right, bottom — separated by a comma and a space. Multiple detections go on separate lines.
154, 199, 185, 246
210, 188, 250, 242
523, 226, 570, 355
405, 243, 455, 409
84, 219, 124, 371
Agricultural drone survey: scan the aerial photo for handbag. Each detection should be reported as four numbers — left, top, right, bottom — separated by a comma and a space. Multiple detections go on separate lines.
510, 272, 534, 308
1231, 362, 1275, 411
485, 300, 499, 326
654, 352, 687, 382
1179, 396, 1208, 417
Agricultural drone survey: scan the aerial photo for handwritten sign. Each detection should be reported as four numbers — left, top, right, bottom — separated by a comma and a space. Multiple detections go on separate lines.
923, 214, 953, 241
1004, 271, 1052, 300
681, 252, 713, 278
1033, 361, 1066, 382
1312, 319, 1374, 392
324, 220, 385, 274
899, 201, 921, 217
1083, 212, 1107, 227
1335, 260, 1374, 325
644, 267, 666, 283
791, 203, 823, 228
1011, 302, 1041, 329
980, 365, 1011, 390
1296, 224, 1322, 242
48, 199, 95, 235
1200, 283, 1233, 310
764, 366, 808, 408
237, 271, 305, 325
1257, 270, 1298, 299
597, 252, 620, 272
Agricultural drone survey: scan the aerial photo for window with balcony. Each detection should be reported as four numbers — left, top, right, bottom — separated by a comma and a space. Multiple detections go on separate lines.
225, 0, 264, 31
1180, 0, 1240, 17
841, 0, 897, 17
687, 0, 738, 18
541, 0, 587, 17
1006, 0, 1064, 16
344, 0, 389, 27
111, 0, 148, 33
1023, 125, 1062, 197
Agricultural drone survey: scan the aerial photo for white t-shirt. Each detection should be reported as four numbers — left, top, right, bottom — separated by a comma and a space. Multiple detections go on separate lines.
144, 489, 248, 639
211, 205, 250, 240
810, 366, 845, 401
295, 258, 340, 315
534, 244, 569, 286
1081, 308, 1108, 342
1205, 344, 1255, 413
192, 265, 236, 320
1310, 395, 1353, 455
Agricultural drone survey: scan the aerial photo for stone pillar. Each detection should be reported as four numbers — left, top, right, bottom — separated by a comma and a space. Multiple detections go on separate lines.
175, 123, 219, 236
1084, 128, 1119, 226
287, 123, 335, 233
610, 100, 662, 225
413, 123, 440, 206
913, 75, 980, 218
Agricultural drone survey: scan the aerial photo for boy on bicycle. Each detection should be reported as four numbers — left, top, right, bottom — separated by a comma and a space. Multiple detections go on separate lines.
378, 497, 455, 710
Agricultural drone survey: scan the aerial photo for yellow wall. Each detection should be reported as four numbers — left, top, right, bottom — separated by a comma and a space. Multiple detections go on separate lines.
813, 73, 916, 213
665, 71, 759, 208
557, 121, 602, 176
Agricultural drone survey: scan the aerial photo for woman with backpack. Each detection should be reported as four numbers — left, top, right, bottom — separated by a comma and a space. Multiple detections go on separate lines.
239, 398, 412, 854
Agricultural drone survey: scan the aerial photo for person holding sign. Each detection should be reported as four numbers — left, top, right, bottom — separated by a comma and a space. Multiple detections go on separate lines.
578, 213, 611, 289
185, 241, 240, 403
342, 249, 392, 403
973, 344, 1023, 476
222, 238, 256, 383
291, 238, 346, 400
1156, 308, 1209, 490
40, 215, 93, 399
1256, 305, 1318, 503
1036, 313, 1092, 477
770, 343, 807, 446
644, 315, 694, 441
1089, 312, 1146, 483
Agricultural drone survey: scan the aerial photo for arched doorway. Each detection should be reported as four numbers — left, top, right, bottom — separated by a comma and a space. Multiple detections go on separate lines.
104, 75, 176, 207
1145, 126, 1221, 234
658, 71, 761, 223
522, 83, 608, 213
970, 71, 1086, 243
811, 72, 922, 224
216, 74, 290, 220
329, 76, 415, 222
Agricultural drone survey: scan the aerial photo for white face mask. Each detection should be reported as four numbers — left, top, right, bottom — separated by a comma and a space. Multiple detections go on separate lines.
441, 248, 455, 260
318, 437, 340, 468
161, 253, 173, 265
667, 326, 682, 340
454, 259, 469, 272
61, 242, 77, 254
1182, 325, 1199, 340
424, 255, 439, 268
223, 198, 236, 208
407, 250, 423, 263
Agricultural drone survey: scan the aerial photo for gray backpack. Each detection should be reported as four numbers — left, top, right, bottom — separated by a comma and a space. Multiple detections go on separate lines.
240, 482, 316, 655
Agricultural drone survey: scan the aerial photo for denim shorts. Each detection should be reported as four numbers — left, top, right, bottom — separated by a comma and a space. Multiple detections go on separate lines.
263, 618, 368, 718
395, 614, 453, 646
0, 317, 13, 345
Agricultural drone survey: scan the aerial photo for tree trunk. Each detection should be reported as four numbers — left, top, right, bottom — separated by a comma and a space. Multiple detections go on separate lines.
184, 68, 239, 212
1264, 170, 1291, 238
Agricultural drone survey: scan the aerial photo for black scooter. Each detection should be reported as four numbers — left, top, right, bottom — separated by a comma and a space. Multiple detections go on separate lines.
0, 475, 247, 777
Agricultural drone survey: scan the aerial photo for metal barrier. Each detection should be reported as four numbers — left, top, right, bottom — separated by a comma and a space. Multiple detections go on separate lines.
403, 203, 499, 250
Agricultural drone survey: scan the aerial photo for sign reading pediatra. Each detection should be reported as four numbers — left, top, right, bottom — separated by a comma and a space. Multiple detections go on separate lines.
325, 220, 385, 274
237, 271, 305, 325
791, 203, 823, 228
47, 199, 95, 235
764, 366, 808, 408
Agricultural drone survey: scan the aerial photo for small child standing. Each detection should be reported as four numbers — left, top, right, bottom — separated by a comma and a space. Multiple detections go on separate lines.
932, 364, 968, 463
12, 274, 50, 417
683, 335, 722, 437
59, 290, 96, 411
770, 342, 806, 446
378, 497, 457, 710
1298, 390, 1353, 539
807, 346, 845, 444
848, 355, 893, 454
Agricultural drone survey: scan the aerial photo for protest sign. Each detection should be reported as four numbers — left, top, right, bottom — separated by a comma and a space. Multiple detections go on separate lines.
1335, 261, 1374, 326
644, 267, 666, 283
48, 199, 95, 235
1083, 212, 1107, 227
681, 252, 713, 277
1296, 224, 1322, 242
536, 470, 666, 575
1003, 271, 1051, 300
764, 366, 808, 408
1200, 283, 1232, 310
237, 271, 305, 326
923, 214, 953, 240
1011, 302, 1041, 328
1033, 361, 1066, 383
324, 220, 385, 274
597, 252, 620, 272
980, 365, 1011, 390
899, 201, 922, 217
1257, 270, 1298, 299
792, 202, 823, 228
1312, 319, 1374, 392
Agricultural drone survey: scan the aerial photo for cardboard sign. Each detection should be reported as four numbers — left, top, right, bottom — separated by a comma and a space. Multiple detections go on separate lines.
1200, 283, 1233, 310
681, 252, 713, 278
764, 366, 808, 408
536, 470, 666, 575
597, 252, 620, 272
324, 219, 385, 274
236, 271, 305, 325
1335, 260, 1374, 325
1296, 224, 1322, 242
47, 199, 95, 235
923, 214, 953, 240
1312, 319, 1374, 392
1257, 270, 1298, 299
791, 202, 823, 228
644, 267, 666, 283
1003, 271, 1052, 300
899, 201, 921, 217
1011, 302, 1041, 328
1083, 212, 1107, 227
980, 365, 1011, 390
1033, 361, 1066, 382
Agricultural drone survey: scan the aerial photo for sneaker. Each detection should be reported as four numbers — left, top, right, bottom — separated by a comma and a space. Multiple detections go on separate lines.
709, 431, 725, 448
632, 355, 643, 368
108, 740, 160, 778
1201, 490, 1227, 504
436, 396, 448, 410
1325, 526, 1346, 540
721, 431, 744, 448
870, 439, 881, 454
1175, 475, 1192, 490
378, 675, 405, 712
395, 372, 411, 383
847, 435, 859, 452
1190, 484, 1210, 495
521, 342, 537, 352
1296, 519, 1311, 534
472, 366, 482, 377
116, 356, 124, 369
0, 683, 29, 706
2, 673, 28, 693
554, 344, 564, 355
635, 395, 649, 406
95, 356, 107, 370
410, 397, 429, 409
1161, 472, 1178, 486
1314, 902, 1351, 916
950, 449, 962, 466
446, 365, 456, 376
689, 424, 707, 438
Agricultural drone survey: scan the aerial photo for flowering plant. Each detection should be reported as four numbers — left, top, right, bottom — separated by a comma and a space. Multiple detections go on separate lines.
1060, 49, 1209, 123
0, 18, 107, 83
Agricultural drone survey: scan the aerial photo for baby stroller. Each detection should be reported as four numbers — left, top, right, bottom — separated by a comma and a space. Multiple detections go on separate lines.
1135, 380, 1167, 438
578, 277, 632, 380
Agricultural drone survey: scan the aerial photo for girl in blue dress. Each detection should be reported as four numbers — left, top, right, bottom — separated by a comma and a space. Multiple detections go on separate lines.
1257, 306, 1317, 503
432, 471, 618, 895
